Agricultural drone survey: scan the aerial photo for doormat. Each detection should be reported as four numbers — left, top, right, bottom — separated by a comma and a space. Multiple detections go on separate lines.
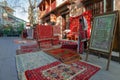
25, 60, 101, 80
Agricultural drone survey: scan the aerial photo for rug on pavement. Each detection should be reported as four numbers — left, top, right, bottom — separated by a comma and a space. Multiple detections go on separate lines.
25, 60, 101, 80
16, 51, 58, 80
45, 48, 81, 64
14, 39, 36, 44
60, 40, 78, 51
16, 44, 40, 55
16, 48, 40, 55
20, 44, 39, 49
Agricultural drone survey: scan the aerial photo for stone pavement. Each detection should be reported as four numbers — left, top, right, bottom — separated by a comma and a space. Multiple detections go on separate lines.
0, 37, 120, 80
81, 53, 120, 80
0, 37, 19, 80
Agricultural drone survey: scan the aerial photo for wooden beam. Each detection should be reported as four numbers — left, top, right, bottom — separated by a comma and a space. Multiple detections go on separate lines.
50, 0, 51, 11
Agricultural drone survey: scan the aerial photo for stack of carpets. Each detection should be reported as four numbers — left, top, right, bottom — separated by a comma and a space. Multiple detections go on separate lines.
45, 48, 81, 64
20, 44, 38, 49
16, 44, 40, 55
37, 25, 53, 49
40, 41, 52, 49
14, 39, 36, 44
60, 40, 78, 51
25, 60, 101, 80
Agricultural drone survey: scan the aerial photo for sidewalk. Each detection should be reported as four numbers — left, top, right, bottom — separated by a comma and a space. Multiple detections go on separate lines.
81, 53, 120, 80
0, 37, 120, 80
0, 37, 19, 80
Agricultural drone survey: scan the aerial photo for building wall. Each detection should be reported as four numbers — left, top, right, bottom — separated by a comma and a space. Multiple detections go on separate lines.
56, 0, 67, 7
114, 0, 120, 10
0, 7, 2, 25
0, 6, 5, 26
0, 1, 14, 26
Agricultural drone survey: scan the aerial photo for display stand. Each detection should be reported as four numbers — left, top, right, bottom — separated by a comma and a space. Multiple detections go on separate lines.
85, 11, 120, 70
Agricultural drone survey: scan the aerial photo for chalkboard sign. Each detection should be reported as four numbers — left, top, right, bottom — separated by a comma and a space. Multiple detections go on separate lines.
89, 12, 118, 53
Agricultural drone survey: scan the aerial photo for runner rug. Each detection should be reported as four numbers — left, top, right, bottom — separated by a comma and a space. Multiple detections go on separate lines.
45, 48, 81, 64
25, 60, 101, 80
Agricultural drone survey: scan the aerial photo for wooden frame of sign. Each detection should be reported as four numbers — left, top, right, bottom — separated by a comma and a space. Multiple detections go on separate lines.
85, 11, 119, 70
113, 10, 120, 64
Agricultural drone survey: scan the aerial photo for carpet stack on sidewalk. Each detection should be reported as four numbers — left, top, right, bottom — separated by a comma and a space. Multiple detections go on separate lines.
15, 39, 101, 80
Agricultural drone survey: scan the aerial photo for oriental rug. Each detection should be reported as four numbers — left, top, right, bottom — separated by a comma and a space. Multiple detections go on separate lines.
14, 39, 36, 44
60, 39, 78, 51
25, 60, 101, 80
16, 51, 58, 80
45, 48, 81, 64
20, 44, 39, 49
16, 48, 40, 55
16, 44, 40, 55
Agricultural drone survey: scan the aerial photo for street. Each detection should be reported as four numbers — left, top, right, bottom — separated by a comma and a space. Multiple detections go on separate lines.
0, 37, 120, 80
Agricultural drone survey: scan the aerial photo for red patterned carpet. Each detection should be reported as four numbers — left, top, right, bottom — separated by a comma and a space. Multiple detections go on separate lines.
20, 44, 38, 49
25, 61, 101, 80
45, 48, 81, 64
60, 40, 78, 51
16, 44, 40, 55
14, 39, 36, 44
16, 48, 40, 55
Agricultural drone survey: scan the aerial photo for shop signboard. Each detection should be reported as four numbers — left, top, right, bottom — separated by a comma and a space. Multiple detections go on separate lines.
89, 12, 117, 53
86, 11, 119, 70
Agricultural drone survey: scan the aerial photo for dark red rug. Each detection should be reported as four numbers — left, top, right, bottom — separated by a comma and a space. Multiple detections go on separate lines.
16, 44, 40, 55
25, 61, 101, 80
14, 39, 36, 44
20, 44, 39, 49
16, 48, 40, 55
45, 48, 81, 64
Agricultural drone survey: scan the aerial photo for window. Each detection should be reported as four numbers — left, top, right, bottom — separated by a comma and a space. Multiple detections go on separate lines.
82, 0, 113, 16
